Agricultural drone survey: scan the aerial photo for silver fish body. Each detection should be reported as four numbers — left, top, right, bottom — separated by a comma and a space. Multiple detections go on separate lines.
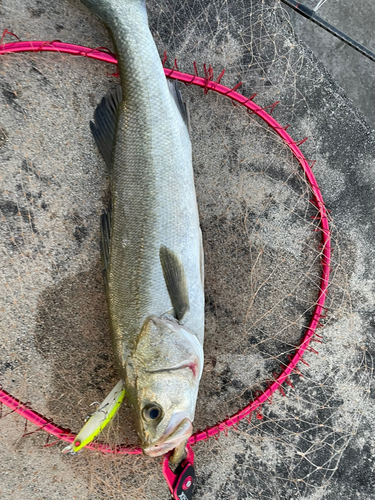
81, 0, 204, 460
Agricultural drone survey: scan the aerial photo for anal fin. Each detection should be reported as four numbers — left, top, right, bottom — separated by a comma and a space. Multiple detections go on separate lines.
100, 207, 111, 287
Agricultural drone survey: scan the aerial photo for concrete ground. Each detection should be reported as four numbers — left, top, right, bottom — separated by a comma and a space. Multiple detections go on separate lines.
289, 0, 375, 129
0, 1, 375, 499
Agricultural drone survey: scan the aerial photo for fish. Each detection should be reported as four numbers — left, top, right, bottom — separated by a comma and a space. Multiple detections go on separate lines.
79, 0, 205, 463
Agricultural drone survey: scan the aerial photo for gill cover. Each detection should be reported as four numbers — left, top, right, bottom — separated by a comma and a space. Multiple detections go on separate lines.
130, 315, 203, 379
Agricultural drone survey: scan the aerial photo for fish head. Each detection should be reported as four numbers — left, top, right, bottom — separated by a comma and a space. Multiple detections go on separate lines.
136, 373, 195, 458
126, 315, 203, 459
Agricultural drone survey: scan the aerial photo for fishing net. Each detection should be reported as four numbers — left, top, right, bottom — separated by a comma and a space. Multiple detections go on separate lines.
0, 0, 372, 499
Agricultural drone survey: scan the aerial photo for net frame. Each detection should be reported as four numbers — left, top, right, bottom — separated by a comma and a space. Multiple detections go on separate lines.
0, 40, 331, 455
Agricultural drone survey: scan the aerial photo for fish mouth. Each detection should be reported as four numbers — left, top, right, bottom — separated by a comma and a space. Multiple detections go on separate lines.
143, 416, 193, 458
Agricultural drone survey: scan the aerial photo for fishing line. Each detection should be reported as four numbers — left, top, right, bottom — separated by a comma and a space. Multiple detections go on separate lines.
280, 0, 375, 63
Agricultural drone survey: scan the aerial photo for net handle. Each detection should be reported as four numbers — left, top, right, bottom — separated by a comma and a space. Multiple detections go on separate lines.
0, 41, 330, 453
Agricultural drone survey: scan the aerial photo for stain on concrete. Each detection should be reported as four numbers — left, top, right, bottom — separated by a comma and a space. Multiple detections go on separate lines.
33, 262, 139, 443
0, 198, 38, 236
0, 126, 8, 149
27, 0, 45, 18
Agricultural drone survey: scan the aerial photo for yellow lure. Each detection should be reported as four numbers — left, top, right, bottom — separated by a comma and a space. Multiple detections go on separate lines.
63, 380, 126, 453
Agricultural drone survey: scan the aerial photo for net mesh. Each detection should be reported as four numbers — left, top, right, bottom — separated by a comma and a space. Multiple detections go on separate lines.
0, 0, 372, 499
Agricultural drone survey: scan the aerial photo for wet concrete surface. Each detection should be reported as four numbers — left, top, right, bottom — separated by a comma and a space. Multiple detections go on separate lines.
0, 1, 375, 499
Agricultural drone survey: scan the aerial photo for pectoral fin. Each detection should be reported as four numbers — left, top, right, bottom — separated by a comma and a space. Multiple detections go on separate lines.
159, 246, 189, 321
62, 380, 125, 454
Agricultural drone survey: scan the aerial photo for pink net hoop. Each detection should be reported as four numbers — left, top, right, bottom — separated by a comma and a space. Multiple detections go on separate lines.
0, 41, 331, 455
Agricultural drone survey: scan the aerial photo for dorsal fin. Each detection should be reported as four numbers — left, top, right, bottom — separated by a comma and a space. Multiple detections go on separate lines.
167, 79, 191, 135
90, 86, 122, 171
159, 245, 190, 321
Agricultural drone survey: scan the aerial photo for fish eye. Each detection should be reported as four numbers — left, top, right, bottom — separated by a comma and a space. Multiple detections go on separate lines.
143, 404, 162, 422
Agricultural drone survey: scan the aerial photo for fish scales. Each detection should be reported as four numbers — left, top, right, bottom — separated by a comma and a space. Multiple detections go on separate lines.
108, 2, 203, 367
80, 0, 205, 461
